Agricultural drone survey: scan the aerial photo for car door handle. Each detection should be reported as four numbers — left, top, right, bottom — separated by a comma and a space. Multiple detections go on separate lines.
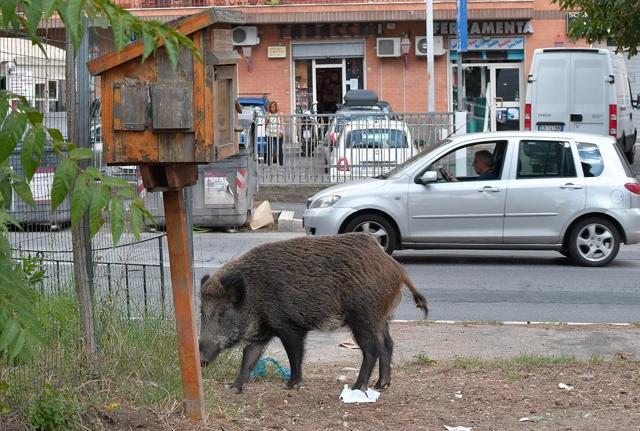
477, 186, 502, 192
560, 183, 583, 190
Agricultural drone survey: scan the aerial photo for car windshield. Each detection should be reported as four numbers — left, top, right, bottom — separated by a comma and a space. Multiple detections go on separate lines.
345, 128, 407, 149
377, 138, 452, 179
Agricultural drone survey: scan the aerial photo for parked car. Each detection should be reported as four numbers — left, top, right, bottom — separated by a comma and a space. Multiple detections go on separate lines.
329, 118, 417, 182
525, 48, 639, 163
304, 131, 640, 266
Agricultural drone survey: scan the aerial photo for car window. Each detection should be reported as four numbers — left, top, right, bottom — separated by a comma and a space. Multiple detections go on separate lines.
577, 143, 604, 177
517, 140, 576, 179
345, 128, 408, 149
611, 140, 636, 177
427, 141, 506, 181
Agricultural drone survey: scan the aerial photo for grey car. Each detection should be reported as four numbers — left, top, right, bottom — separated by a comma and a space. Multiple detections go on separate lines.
303, 131, 640, 266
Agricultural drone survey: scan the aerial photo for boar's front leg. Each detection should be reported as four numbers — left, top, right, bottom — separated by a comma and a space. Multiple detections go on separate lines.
230, 340, 269, 394
277, 326, 307, 390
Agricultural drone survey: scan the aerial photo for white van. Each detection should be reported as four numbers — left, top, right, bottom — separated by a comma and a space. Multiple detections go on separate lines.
525, 48, 640, 163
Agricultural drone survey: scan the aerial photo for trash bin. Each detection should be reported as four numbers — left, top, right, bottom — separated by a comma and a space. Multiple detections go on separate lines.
7, 144, 71, 226
144, 113, 258, 228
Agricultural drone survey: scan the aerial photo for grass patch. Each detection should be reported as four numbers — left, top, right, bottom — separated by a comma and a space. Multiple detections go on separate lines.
409, 353, 438, 367
453, 353, 600, 370
1, 287, 242, 427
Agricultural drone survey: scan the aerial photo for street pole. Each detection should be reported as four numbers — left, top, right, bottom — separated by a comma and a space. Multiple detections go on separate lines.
425, 0, 434, 112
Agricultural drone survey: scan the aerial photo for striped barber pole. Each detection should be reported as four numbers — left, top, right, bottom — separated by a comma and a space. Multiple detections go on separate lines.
235, 169, 247, 200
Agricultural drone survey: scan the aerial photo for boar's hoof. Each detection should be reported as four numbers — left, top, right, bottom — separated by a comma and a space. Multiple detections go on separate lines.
229, 385, 243, 394
374, 380, 390, 390
284, 380, 302, 390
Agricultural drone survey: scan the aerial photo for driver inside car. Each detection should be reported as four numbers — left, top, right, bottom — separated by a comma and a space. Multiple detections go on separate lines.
439, 150, 498, 182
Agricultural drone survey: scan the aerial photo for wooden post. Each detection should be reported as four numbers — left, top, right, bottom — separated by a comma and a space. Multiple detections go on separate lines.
163, 188, 205, 421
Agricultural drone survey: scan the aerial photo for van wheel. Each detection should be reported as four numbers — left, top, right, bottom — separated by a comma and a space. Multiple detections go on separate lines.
625, 132, 637, 164
568, 217, 620, 267
344, 214, 397, 254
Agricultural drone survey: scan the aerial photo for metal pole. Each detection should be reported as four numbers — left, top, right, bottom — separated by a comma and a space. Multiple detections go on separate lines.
457, 39, 463, 112
163, 188, 205, 422
425, 0, 435, 112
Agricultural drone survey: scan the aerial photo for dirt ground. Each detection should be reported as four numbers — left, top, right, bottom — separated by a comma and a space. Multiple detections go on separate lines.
59, 360, 640, 430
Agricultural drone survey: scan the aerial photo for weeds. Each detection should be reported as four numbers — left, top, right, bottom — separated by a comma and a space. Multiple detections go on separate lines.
410, 353, 438, 367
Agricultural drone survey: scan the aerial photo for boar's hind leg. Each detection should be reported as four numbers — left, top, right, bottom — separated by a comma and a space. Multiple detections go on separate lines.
230, 341, 269, 394
374, 322, 393, 390
350, 326, 380, 391
278, 326, 307, 390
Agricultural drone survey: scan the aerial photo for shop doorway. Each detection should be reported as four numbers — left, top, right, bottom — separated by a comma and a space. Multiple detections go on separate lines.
313, 63, 344, 114
452, 63, 522, 132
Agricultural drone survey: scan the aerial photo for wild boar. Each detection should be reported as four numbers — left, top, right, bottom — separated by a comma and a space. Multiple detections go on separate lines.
199, 233, 428, 393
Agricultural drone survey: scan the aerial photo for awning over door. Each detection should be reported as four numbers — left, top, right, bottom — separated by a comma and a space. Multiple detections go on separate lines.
292, 42, 364, 59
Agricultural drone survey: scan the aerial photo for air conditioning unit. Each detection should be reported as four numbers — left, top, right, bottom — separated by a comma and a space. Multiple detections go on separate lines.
415, 35, 446, 56
376, 38, 401, 57
232, 26, 259, 46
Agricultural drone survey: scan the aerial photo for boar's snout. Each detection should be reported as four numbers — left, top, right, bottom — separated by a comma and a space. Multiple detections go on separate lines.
199, 339, 220, 366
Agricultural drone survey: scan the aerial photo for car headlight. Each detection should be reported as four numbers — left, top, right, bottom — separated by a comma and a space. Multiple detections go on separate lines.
310, 195, 341, 209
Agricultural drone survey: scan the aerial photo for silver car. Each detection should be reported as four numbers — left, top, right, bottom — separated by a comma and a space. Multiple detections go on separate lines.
303, 131, 640, 267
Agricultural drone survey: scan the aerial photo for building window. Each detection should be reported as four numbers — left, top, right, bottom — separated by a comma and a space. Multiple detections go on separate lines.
33, 80, 65, 113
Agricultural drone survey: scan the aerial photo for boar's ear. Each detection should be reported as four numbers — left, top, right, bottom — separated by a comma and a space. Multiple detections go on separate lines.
200, 274, 210, 288
219, 270, 245, 307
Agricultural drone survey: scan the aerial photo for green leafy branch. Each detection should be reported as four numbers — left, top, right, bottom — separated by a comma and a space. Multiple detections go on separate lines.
2, 0, 201, 70
553, 0, 640, 56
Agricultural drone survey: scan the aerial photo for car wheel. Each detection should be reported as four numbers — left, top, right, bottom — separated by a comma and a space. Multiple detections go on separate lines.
568, 218, 620, 267
344, 214, 397, 254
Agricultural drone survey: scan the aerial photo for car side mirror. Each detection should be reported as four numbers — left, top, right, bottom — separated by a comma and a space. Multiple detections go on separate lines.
633, 93, 640, 109
415, 171, 438, 184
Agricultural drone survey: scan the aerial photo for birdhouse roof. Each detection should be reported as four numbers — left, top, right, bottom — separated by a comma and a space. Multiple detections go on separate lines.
87, 8, 244, 76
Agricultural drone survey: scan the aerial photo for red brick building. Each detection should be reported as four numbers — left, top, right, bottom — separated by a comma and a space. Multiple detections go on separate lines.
112, 0, 585, 131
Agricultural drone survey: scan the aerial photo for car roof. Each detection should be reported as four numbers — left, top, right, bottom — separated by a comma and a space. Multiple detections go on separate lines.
447, 131, 615, 145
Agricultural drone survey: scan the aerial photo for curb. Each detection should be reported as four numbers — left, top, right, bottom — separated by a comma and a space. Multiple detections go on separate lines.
273, 210, 304, 232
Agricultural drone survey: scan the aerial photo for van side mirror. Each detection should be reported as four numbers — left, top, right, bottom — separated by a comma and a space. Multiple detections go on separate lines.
415, 171, 438, 185
527, 74, 535, 83
633, 93, 640, 109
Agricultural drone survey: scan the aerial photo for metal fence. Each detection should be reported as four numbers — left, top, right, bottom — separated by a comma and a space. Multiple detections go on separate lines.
2, 28, 175, 406
253, 112, 455, 184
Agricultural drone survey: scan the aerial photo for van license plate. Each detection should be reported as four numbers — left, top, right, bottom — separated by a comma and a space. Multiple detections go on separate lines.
538, 124, 563, 131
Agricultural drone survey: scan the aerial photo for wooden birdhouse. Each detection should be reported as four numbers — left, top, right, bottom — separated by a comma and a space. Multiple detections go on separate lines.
87, 8, 244, 191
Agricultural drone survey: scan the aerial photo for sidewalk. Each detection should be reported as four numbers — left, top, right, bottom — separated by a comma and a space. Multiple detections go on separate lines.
263, 321, 640, 364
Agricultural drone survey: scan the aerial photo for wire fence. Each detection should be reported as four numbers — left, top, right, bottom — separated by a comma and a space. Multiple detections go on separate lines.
1, 28, 176, 408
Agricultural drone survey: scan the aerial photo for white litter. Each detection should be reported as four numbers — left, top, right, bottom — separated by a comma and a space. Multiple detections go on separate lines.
558, 383, 574, 391
339, 384, 380, 403
444, 426, 472, 431
453, 391, 463, 399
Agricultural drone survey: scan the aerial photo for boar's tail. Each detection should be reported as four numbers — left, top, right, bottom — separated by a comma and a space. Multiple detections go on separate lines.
400, 268, 428, 319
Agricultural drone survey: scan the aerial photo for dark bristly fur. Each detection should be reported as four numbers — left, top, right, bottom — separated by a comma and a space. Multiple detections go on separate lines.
199, 233, 428, 393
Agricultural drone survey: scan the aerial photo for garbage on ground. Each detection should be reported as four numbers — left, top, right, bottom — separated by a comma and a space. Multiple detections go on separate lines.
519, 416, 545, 423
247, 200, 274, 230
444, 426, 473, 431
250, 357, 291, 380
339, 384, 380, 403
558, 383, 574, 391
453, 391, 463, 399
580, 372, 594, 380
339, 338, 360, 349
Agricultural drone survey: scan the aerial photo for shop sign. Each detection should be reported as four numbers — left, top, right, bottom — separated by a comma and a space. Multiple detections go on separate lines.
449, 37, 524, 51
278, 23, 377, 39
268, 46, 287, 58
436, 20, 533, 36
